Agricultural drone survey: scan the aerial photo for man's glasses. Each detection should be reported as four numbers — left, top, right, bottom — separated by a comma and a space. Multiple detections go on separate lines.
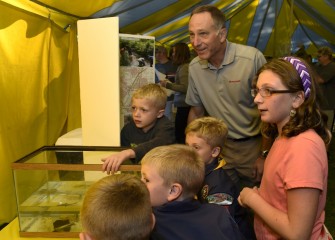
251, 88, 297, 98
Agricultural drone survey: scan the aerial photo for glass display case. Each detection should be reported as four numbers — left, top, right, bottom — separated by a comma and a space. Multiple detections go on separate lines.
11, 146, 141, 238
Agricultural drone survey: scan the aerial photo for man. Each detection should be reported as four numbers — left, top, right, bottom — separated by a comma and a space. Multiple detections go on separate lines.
186, 5, 269, 190
315, 46, 335, 132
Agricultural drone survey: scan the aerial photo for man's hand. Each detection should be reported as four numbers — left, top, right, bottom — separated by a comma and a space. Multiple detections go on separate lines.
159, 79, 170, 87
101, 149, 134, 175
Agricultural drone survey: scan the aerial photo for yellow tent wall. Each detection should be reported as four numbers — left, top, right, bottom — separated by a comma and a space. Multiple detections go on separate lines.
0, 1, 81, 224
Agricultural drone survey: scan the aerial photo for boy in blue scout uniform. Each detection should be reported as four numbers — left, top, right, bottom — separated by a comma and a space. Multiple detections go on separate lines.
185, 117, 255, 240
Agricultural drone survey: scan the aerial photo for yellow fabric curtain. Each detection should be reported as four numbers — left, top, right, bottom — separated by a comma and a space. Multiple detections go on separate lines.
264, 0, 292, 57
0, 1, 81, 224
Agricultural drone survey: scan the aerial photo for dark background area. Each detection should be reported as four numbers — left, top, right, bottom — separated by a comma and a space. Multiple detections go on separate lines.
325, 137, 335, 237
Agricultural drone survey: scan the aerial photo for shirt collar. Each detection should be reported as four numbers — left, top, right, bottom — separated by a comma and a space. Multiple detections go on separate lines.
205, 158, 219, 175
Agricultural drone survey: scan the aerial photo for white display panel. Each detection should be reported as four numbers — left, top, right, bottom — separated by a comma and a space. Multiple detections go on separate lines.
77, 17, 120, 147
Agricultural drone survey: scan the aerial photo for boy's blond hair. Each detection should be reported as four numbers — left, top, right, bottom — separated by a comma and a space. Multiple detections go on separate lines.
81, 174, 152, 240
132, 83, 167, 110
185, 116, 228, 150
141, 144, 205, 198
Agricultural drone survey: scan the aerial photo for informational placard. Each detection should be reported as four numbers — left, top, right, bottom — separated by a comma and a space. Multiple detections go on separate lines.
119, 33, 155, 127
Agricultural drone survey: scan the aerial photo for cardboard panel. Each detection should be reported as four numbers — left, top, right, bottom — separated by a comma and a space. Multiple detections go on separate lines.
77, 17, 120, 147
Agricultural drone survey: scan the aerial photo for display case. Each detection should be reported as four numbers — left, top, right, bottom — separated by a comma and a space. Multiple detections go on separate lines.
11, 146, 141, 238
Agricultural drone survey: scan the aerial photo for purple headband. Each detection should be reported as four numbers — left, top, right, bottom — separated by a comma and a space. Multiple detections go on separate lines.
282, 56, 311, 99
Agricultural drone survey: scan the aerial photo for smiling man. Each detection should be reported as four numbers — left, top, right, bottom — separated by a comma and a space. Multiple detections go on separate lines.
186, 5, 268, 190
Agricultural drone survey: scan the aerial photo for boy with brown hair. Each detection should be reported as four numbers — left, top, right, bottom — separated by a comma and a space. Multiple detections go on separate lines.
185, 116, 255, 239
141, 144, 244, 240
102, 83, 175, 174
80, 174, 155, 240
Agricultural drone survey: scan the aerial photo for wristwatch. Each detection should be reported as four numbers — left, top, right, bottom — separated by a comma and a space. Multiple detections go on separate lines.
260, 150, 269, 159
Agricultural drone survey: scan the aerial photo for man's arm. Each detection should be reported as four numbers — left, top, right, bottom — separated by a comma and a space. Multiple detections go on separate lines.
318, 65, 335, 83
187, 106, 205, 124
253, 135, 273, 182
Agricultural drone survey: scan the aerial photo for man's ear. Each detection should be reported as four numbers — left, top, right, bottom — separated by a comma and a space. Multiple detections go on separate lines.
167, 183, 183, 201
219, 28, 227, 42
211, 146, 221, 158
157, 109, 165, 118
79, 232, 94, 240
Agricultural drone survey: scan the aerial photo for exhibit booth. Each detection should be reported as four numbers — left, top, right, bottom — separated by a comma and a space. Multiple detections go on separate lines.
1, 0, 334, 238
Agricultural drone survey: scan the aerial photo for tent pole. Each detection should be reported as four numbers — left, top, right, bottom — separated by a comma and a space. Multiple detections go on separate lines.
255, 0, 272, 49
273, 0, 278, 57
290, 0, 294, 54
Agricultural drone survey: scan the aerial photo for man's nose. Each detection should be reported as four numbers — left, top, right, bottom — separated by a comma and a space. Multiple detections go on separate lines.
192, 35, 201, 47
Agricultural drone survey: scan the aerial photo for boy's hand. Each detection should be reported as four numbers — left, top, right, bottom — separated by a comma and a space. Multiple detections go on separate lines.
101, 149, 135, 175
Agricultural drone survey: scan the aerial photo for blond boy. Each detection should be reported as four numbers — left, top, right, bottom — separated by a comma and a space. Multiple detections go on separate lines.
185, 116, 255, 239
80, 174, 154, 240
102, 84, 175, 174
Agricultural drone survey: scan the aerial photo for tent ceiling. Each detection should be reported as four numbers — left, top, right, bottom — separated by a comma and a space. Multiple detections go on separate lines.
29, 0, 116, 18
26, 0, 335, 56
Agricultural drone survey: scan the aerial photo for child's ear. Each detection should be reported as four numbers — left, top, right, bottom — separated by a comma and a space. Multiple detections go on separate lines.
211, 147, 221, 158
156, 109, 165, 118
79, 232, 94, 240
292, 90, 304, 108
167, 183, 182, 201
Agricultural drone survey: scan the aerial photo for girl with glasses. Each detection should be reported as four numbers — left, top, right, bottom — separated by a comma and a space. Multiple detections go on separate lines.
239, 57, 332, 240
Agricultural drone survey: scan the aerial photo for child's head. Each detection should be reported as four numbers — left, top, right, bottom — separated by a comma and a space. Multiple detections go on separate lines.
141, 144, 205, 206
185, 117, 228, 165
131, 84, 167, 132
132, 83, 167, 110
80, 174, 154, 240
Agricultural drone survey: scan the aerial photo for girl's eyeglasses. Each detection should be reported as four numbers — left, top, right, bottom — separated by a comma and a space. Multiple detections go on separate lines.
251, 88, 297, 98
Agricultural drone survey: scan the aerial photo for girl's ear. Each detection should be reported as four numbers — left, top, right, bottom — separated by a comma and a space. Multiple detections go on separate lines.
292, 90, 304, 108
211, 146, 221, 158
157, 109, 165, 118
167, 183, 183, 201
